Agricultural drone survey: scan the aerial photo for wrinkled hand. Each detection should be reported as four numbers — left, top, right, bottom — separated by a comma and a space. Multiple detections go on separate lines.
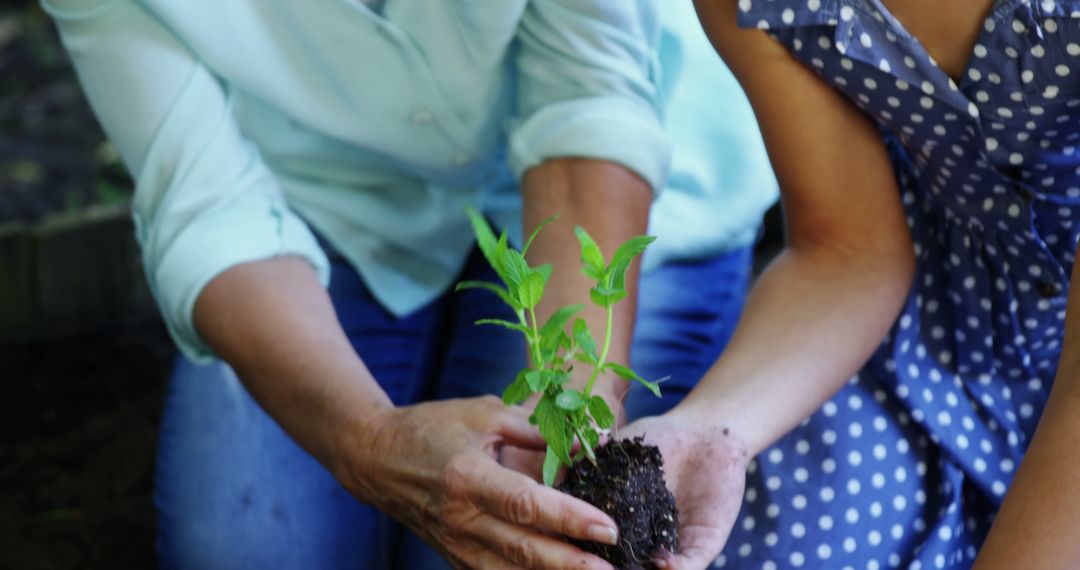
338, 396, 619, 569
617, 409, 750, 570
499, 388, 628, 482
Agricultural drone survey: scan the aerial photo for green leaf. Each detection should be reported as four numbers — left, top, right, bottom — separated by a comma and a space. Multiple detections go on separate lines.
455, 280, 519, 310
542, 446, 561, 487
465, 207, 504, 279
588, 396, 616, 429
522, 215, 558, 256
604, 235, 655, 296
524, 369, 570, 392
474, 319, 531, 335
535, 263, 553, 284
539, 305, 582, 361
572, 423, 600, 463
535, 396, 572, 466
574, 226, 606, 280
606, 363, 662, 398
525, 370, 546, 392
501, 249, 531, 290
589, 286, 627, 308
546, 334, 574, 367
518, 270, 546, 310
605, 256, 637, 302
580, 425, 600, 451
555, 390, 586, 411
607, 235, 656, 277
502, 370, 533, 405
539, 305, 584, 340
539, 343, 560, 366
605, 362, 640, 381
559, 331, 573, 352
573, 318, 597, 361
637, 378, 662, 398
549, 369, 571, 386
609, 266, 632, 300
496, 230, 510, 270
573, 352, 597, 366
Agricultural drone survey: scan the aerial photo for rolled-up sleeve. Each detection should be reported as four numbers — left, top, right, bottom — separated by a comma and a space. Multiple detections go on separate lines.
510, 0, 671, 192
43, 0, 329, 361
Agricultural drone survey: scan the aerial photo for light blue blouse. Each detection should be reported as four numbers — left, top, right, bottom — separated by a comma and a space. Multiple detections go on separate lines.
44, 0, 776, 360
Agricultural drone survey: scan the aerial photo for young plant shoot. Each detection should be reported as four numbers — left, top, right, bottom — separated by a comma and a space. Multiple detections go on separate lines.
457, 208, 661, 486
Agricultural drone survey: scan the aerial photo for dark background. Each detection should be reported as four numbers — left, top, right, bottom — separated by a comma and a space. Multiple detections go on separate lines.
1, 2, 171, 568
0, 2, 784, 568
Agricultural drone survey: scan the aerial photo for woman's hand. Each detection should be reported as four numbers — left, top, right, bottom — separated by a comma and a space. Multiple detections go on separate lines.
616, 408, 750, 570
340, 395, 620, 570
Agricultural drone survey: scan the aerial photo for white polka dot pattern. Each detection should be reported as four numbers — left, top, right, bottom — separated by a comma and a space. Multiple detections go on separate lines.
717, 0, 1080, 568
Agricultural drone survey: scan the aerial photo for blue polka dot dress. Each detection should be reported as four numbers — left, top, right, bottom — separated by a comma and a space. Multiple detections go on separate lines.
716, 1, 1080, 568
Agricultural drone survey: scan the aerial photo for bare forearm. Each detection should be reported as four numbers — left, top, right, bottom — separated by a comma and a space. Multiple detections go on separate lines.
522, 157, 652, 398
675, 242, 914, 456
681, 0, 919, 456
193, 257, 621, 567
973, 388, 1080, 567
975, 246, 1080, 568
193, 256, 393, 482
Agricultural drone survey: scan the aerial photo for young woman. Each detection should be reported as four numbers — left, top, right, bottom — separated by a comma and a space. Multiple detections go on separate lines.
626, 0, 1080, 568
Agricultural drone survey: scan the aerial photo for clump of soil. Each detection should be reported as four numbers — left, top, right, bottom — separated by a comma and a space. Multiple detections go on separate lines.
558, 437, 678, 569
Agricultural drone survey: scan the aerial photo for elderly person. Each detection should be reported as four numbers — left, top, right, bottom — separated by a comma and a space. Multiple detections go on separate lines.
44, 0, 775, 567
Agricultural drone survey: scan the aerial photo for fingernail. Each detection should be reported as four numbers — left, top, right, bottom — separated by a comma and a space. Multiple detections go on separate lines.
587, 524, 618, 545
654, 559, 668, 568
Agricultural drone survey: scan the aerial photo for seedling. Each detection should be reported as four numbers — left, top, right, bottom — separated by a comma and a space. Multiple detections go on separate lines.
457, 208, 661, 486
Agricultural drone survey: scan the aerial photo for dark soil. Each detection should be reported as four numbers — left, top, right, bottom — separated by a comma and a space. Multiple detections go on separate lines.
558, 437, 678, 569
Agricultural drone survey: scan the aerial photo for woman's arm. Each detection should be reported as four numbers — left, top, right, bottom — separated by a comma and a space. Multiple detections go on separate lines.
194, 257, 620, 569
973, 255, 1080, 567
678, 0, 915, 458
512, 0, 667, 404
46, 2, 620, 567
522, 158, 651, 407
622, 1, 916, 566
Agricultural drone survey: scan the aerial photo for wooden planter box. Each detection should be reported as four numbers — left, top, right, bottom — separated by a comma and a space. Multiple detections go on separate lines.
0, 203, 159, 340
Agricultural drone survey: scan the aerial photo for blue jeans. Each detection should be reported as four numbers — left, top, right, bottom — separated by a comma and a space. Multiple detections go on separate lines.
154, 245, 750, 569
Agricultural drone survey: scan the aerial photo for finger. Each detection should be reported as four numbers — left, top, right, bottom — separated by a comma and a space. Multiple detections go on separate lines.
464, 511, 614, 570
449, 546, 519, 570
498, 447, 546, 482
495, 409, 548, 452
653, 548, 677, 569
504, 403, 535, 421
665, 550, 718, 570
460, 454, 619, 544
664, 525, 728, 570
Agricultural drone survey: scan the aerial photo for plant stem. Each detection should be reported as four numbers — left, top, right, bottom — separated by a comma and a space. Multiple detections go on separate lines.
573, 423, 598, 464
527, 307, 542, 367
583, 304, 614, 397
519, 309, 542, 367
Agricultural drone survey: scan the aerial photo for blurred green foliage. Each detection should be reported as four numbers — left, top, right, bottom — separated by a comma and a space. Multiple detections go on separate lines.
1, 3, 133, 223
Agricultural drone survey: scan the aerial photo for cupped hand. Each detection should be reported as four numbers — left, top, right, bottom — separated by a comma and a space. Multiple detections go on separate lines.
337, 395, 619, 569
499, 387, 629, 483
616, 409, 750, 570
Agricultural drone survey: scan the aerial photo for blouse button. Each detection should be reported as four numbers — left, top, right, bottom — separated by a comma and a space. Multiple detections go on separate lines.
411, 108, 434, 126
1036, 278, 1063, 298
